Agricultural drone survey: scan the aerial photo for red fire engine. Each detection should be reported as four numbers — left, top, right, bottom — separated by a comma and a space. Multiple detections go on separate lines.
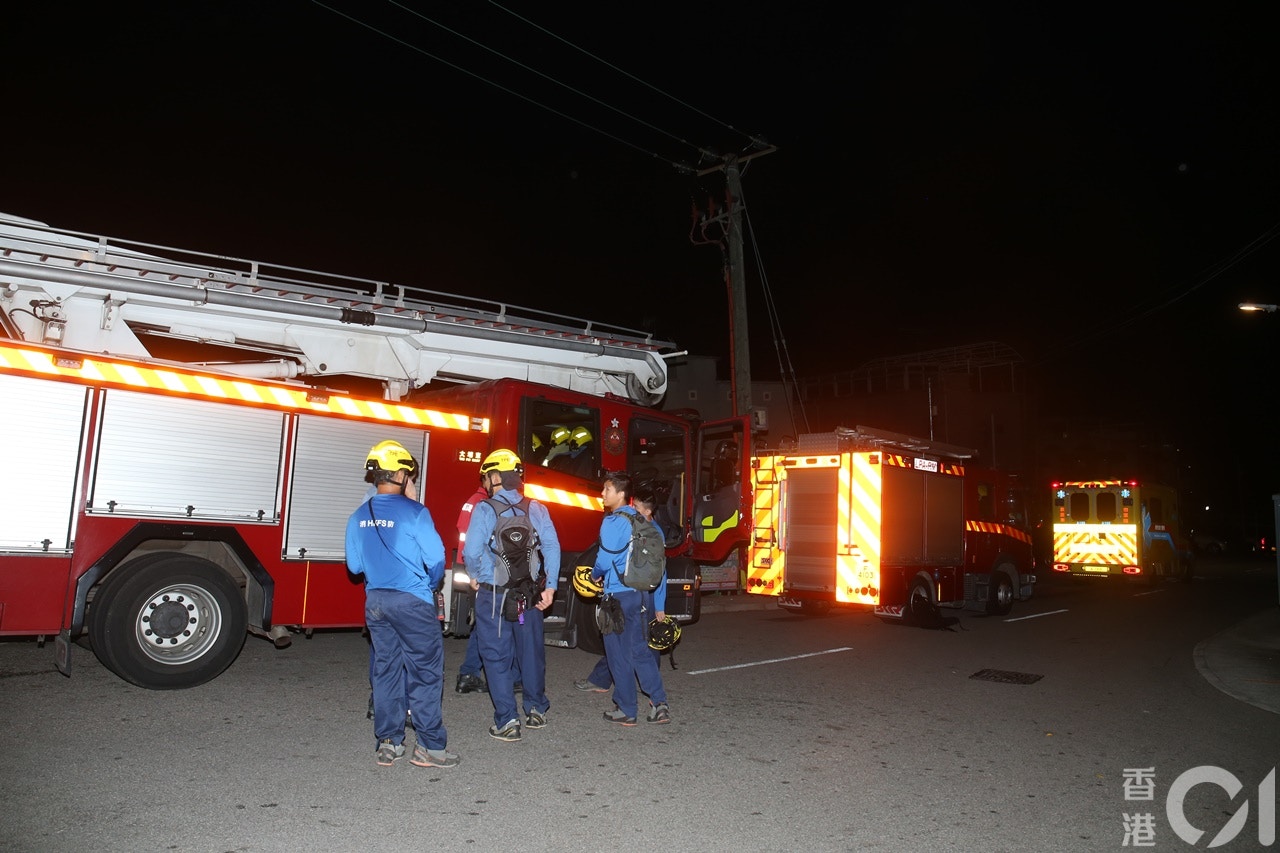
746, 426, 1036, 620
0, 213, 751, 688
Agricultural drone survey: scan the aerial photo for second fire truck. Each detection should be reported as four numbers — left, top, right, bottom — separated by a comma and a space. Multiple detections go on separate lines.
746, 426, 1036, 621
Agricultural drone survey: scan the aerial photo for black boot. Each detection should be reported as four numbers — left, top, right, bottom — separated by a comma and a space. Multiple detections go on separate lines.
455, 673, 488, 694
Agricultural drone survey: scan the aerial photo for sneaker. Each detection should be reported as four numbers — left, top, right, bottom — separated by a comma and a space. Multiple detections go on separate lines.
574, 679, 608, 693
647, 702, 671, 724
488, 719, 521, 741
410, 745, 460, 768
375, 740, 405, 766
525, 710, 547, 729
603, 708, 637, 726
456, 673, 488, 694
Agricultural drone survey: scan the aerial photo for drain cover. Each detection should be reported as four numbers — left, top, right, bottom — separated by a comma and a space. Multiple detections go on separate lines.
970, 668, 1043, 685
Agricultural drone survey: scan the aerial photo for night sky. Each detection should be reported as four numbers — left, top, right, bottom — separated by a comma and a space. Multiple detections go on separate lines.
5, 4, 1279, 531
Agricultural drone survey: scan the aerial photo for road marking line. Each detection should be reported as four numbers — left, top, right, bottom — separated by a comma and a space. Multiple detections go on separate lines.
686, 647, 853, 675
1004, 609, 1068, 622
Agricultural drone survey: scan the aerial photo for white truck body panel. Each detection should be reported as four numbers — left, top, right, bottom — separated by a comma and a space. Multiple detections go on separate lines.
0, 374, 87, 551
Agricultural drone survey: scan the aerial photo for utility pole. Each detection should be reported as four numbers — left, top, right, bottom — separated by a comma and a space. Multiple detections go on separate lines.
724, 155, 751, 417
697, 145, 776, 417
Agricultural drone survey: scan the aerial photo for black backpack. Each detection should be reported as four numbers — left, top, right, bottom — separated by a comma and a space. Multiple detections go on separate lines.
485, 497, 543, 588
601, 510, 666, 592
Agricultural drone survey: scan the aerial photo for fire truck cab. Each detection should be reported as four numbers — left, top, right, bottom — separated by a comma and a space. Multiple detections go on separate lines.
401, 378, 750, 654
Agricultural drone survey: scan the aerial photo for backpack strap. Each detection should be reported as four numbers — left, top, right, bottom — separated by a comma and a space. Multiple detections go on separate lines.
484, 496, 513, 557
485, 496, 529, 517
598, 509, 632, 554
600, 509, 638, 583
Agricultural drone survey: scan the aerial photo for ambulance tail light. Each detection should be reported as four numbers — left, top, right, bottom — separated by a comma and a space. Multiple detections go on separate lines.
1122, 565, 1141, 575
1052, 563, 1070, 573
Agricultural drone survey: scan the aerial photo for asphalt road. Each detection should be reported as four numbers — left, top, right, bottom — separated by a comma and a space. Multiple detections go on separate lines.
1, 556, 1277, 852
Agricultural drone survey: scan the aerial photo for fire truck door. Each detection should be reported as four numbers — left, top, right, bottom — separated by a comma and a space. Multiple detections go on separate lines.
689, 415, 751, 561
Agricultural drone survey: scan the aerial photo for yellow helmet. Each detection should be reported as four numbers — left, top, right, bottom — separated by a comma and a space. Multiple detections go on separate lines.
569, 426, 593, 448
480, 448, 523, 477
647, 616, 681, 651
531, 433, 544, 451
365, 440, 418, 481
572, 563, 602, 598
549, 426, 571, 447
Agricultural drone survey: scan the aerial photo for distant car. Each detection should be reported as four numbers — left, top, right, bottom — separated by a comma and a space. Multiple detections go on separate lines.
1190, 531, 1227, 554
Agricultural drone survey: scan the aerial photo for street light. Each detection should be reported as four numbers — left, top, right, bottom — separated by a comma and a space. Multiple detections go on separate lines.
1240, 302, 1280, 600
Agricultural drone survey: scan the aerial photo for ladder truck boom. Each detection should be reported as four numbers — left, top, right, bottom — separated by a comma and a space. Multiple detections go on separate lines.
0, 213, 673, 404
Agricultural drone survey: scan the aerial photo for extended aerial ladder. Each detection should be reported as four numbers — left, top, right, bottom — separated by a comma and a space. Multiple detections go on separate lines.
0, 213, 674, 404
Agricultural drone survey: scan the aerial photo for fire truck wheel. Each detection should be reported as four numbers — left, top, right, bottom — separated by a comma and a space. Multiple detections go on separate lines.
986, 568, 1015, 616
906, 579, 934, 623
88, 553, 248, 690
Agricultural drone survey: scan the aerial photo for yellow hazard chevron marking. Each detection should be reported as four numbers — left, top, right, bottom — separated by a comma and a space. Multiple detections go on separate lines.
839, 451, 881, 604
1052, 523, 1137, 565
0, 342, 485, 432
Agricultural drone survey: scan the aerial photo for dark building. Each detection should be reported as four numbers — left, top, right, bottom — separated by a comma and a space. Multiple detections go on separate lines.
794, 341, 1031, 474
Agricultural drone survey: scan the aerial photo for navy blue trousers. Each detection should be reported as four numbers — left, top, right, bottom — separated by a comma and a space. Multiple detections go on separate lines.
602, 589, 667, 717
366, 588, 446, 750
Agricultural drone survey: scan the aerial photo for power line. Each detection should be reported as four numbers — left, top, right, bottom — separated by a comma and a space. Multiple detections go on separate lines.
309, 0, 685, 169
487, 1, 766, 152
1035, 219, 1280, 361
737, 185, 803, 432
740, 186, 809, 434
383, 0, 720, 163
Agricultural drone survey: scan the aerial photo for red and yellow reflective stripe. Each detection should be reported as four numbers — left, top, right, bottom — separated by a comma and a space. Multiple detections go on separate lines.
0, 343, 484, 432
880, 453, 964, 477
839, 451, 881, 604
522, 483, 603, 512
965, 519, 1033, 544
